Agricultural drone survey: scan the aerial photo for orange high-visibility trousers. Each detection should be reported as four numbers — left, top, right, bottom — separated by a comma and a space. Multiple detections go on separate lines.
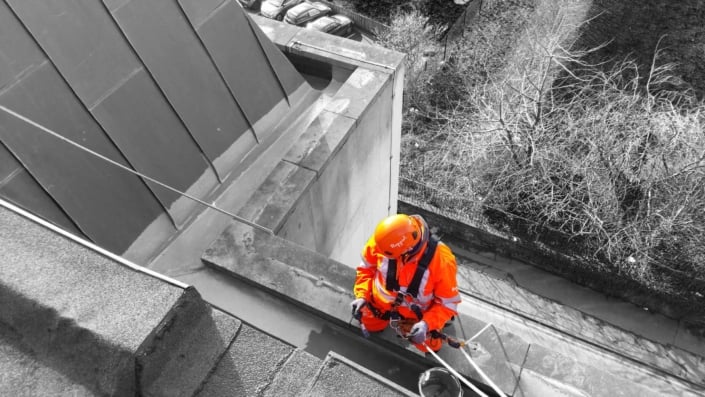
358, 306, 443, 352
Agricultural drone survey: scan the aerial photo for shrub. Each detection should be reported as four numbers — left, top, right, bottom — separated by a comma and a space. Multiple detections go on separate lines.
390, 3, 705, 309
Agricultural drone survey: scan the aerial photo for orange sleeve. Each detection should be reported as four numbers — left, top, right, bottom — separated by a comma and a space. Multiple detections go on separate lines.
353, 237, 379, 300
421, 244, 461, 331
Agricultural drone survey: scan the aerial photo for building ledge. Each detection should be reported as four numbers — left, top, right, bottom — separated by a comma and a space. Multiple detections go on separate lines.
203, 218, 705, 397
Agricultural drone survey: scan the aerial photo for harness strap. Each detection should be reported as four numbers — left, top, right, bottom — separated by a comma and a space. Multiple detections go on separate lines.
406, 237, 437, 298
367, 293, 404, 321
367, 300, 425, 322
373, 238, 440, 321
385, 237, 438, 296
366, 302, 390, 320
385, 258, 399, 292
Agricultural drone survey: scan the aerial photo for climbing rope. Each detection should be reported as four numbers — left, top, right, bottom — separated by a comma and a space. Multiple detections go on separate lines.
0, 105, 273, 234
350, 305, 507, 397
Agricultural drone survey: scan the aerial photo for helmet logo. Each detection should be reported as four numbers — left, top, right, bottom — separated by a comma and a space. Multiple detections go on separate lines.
390, 235, 407, 248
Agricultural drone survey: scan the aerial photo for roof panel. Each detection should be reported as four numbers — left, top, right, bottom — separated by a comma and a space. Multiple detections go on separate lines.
0, 3, 46, 89
0, 63, 166, 253
5, 0, 143, 108
91, 68, 217, 226
188, 0, 287, 124
0, 169, 83, 237
249, 16, 307, 98
107, 0, 254, 179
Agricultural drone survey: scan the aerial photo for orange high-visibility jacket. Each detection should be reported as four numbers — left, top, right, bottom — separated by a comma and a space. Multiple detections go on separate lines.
354, 236, 461, 331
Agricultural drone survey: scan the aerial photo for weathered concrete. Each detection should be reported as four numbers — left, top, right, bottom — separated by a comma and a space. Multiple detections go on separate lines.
138, 303, 241, 397
0, 206, 185, 395
203, 220, 354, 323
203, 219, 705, 397
0, 321, 92, 396
254, 15, 407, 267
196, 324, 296, 396
236, 159, 318, 232
257, 64, 399, 267
0, 205, 243, 396
304, 352, 417, 397
277, 72, 397, 264
148, 74, 330, 277
264, 348, 322, 397
196, 323, 417, 397
455, 258, 705, 387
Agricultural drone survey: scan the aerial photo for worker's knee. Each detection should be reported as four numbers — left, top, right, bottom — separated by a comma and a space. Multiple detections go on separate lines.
413, 335, 443, 353
360, 307, 388, 332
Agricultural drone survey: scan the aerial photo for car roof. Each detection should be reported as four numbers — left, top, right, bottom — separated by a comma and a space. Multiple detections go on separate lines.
307, 13, 351, 31
288, 2, 310, 12
290, 1, 329, 12
330, 14, 351, 24
309, 1, 331, 11
309, 15, 336, 28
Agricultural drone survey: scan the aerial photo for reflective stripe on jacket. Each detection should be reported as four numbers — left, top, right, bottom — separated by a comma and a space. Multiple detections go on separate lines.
353, 236, 461, 331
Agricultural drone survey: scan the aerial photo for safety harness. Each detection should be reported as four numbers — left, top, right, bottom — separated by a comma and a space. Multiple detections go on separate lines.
351, 237, 464, 348
367, 237, 438, 325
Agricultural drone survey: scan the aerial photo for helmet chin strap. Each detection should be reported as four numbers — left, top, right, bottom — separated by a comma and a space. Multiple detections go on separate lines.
402, 215, 430, 261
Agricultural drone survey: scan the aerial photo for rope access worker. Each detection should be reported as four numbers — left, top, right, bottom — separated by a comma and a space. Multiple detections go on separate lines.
350, 213, 462, 352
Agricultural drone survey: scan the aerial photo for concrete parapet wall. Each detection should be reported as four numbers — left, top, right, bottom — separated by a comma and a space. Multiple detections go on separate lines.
278, 68, 396, 266
0, 206, 185, 394
0, 205, 238, 395
136, 293, 241, 397
243, 18, 406, 268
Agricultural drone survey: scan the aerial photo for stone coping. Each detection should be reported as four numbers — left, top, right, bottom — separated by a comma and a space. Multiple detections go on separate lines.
253, 15, 405, 74
234, 67, 391, 234
0, 203, 242, 395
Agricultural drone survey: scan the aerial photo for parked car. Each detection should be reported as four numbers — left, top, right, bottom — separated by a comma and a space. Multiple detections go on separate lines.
284, 1, 331, 26
306, 14, 353, 37
259, 0, 303, 21
237, 0, 261, 10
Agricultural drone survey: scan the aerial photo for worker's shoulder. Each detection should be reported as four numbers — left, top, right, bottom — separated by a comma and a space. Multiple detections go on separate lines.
432, 240, 457, 263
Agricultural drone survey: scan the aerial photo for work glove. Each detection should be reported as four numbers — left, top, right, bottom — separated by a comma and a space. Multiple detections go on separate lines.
408, 320, 429, 344
350, 298, 366, 317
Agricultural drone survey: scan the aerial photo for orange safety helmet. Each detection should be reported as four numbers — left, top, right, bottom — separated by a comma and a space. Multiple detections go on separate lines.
374, 214, 427, 258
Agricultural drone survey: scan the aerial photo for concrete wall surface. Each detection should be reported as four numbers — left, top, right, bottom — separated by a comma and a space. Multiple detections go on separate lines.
0, 204, 243, 396
278, 67, 396, 267
251, 17, 406, 268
